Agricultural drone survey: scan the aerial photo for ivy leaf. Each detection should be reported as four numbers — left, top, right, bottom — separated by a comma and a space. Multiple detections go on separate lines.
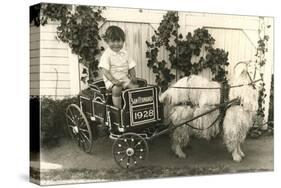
152, 65, 159, 73
193, 48, 201, 56
147, 59, 154, 68
152, 35, 156, 42
190, 43, 196, 50
146, 51, 151, 58
82, 68, 88, 74
172, 30, 177, 36
178, 34, 183, 39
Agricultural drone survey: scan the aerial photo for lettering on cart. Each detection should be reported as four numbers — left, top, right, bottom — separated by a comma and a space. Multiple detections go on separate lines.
131, 96, 153, 105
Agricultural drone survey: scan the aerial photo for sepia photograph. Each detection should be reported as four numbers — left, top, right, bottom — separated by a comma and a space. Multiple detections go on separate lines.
29, 2, 274, 185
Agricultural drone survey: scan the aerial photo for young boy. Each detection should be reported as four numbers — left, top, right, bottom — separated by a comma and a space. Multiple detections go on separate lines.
98, 25, 138, 108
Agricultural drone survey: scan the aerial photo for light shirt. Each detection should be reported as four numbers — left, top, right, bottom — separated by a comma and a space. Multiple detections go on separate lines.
98, 48, 136, 89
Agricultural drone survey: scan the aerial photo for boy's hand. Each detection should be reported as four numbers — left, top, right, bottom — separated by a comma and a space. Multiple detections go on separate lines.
112, 79, 122, 86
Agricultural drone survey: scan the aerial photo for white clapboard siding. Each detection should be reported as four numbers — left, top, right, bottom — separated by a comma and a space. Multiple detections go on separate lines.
30, 88, 71, 96
30, 41, 40, 50
30, 23, 75, 97
30, 25, 40, 34
30, 33, 40, 42
39, 57, 69, 65
30, 72, 70, 81
41, 40, 68, 49
30, 26, 40, 96
182, 12, 260, 30
101, 7, 166, 24
30, 80, 70, 89
40, 32, 60, 41
30, 64, 69, 73
39, 48, 68, 57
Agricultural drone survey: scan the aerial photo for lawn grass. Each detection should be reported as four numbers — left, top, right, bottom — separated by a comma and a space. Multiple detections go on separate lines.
30, 165, 270, 185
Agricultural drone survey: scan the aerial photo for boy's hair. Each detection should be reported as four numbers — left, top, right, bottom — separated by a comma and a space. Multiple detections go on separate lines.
103, 26, 125, 42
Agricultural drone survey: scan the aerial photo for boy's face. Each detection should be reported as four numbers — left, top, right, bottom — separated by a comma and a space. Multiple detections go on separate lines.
108, 40, 124, 53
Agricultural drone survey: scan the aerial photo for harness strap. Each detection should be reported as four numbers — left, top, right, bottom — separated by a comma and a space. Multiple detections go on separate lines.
168, 79, 262, 90
148, 98, 240, 140
184, 110, 223, 130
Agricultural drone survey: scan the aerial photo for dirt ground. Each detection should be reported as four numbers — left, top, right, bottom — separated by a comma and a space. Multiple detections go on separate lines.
31, 134, 273, 184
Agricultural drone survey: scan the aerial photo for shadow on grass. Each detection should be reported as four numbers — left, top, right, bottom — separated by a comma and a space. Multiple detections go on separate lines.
30, 165, 271, 184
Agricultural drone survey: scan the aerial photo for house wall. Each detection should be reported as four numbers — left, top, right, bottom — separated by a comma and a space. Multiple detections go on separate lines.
30, 23, 78, 98
29, 6, 273, 125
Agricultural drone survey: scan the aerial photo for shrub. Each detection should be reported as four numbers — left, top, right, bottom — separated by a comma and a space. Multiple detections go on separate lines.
268, 74, 274, 127
40, 97, 78, 148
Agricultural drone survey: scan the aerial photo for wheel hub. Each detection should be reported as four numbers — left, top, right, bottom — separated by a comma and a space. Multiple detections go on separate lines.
126, 148, 134, 156
73, 126, 79, 134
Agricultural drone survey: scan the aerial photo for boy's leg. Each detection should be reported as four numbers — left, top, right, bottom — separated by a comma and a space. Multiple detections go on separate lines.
121, 76, 138, 89
126, 82, 138, 89
112, 85, 123, 108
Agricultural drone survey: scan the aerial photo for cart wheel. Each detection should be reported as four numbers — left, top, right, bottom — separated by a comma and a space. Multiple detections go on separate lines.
65, 104, 93, 153
112, 133, 149, 169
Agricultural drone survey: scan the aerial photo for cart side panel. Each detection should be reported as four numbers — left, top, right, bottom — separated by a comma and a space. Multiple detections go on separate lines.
79, 95, 92, 118
107, 106, 122, 132
92, 100, 106, 123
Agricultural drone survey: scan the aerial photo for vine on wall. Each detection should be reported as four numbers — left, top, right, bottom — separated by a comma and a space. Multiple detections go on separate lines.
146, 11, 229, 91
30, 3, 105, 83
255, 17, 271, 119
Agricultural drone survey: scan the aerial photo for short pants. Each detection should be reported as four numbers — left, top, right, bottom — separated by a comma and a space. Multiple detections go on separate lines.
104, 76, 132, 90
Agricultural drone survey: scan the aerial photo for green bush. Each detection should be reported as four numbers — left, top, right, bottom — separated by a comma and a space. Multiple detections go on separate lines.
41, 97, 78, 148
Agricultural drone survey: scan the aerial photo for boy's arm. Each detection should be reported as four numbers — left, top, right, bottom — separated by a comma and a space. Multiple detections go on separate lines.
100, 68, 121, 86
129, 67, 137, 83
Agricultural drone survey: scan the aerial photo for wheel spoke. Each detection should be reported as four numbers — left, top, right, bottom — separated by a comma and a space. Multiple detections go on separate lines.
113, 150, 126, 155
76, 134, 82, 148
79, 128, 89, 133
131, 155, 138, 165
80, 131, 90, 143
129, 136, 135, 148
121, 137, 130, 147
68, 108, 76, 120
126, 156, 131, 168
115, 142, 127, 150
134, 148, 147, 153
66, 114, 76, 125
68, 124, 76, 129
134, 140, 144, 148
78, 133, 88, 151
119, 154, 127, 163
77, 116, 86, 126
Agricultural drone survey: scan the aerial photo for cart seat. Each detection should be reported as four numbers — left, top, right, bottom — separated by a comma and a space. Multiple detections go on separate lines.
89, 78, 148, 94
89, 78, 148, 105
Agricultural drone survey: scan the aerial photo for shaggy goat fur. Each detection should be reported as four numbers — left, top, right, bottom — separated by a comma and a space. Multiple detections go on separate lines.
159, 75, 221, 107
161, 62, 259, 162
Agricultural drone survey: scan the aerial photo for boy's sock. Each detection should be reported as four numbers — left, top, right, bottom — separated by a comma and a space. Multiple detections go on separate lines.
112, 96, 122, 108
